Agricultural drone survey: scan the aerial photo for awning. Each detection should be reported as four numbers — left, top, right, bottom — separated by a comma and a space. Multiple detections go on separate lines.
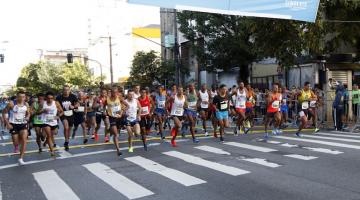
127, 0, 320, 22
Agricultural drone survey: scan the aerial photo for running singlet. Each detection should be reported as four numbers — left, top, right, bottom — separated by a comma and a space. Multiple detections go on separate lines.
171, 95, 185, 116
9, 103, 28, 124
56, 94, 78, 117
43, 101, 58, 126
138, 96, 150, 116
235, 89, 247, 109
96, 96, 106, 115
125, 99, 138, 121
199, 90, 209, 109
210, 90, 217, 99
298, 90, 315, 109
213, 95, 229, 111
187, 91, 198, 111
155, 94, 166, 109
267, 93, 282, 113
33, 102, 44, 125
106, 97, 121, 117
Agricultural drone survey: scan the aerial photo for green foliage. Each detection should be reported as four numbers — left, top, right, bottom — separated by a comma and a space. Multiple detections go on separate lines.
16, 60, 99, 94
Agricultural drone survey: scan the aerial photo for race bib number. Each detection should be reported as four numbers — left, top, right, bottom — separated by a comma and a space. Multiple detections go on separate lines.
64, 110, 73, 116
158, 101, 165, 108
200, 101, 209, 108
141, 107, 149, 115
237, 101, 246, 109
77, 106, 85, 112
282, 99, 287, 104
302, 102, 309, 110
310, 101, 317, 108
354, 94, 359, 99
188, 101, 197, 108
272, 101, 280, 109
112, 105, 121, 116
220, 102, 228, 110
175, 107, 184, 116
46, 115, 55, 122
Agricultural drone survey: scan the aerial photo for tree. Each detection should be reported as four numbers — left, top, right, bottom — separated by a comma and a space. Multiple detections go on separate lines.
128, 51, 188, 87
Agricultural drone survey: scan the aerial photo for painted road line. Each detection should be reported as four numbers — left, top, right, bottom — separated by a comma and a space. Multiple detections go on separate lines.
266, 141, 282, 144
0, 181, 2, 200
284, 154, 318, 160
194, 146, 231, 155
125, 156, 206, 186
275, 136, 360, 150
58, 149, 72, 158
316, 132, 360, 139
240, 158, 281, 168
163, 151, 250, 176
224, 142, 277, 153
280, 143, 299, 148
83, 163, 154, 199
302, 135, 360, 143
33, 170, 80, 200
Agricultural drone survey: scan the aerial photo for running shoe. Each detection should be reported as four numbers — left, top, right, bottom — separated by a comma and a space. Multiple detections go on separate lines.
83, 139, 88, 144
264, 132, 269, 139
171, 140, 177, 147
104, 136, 110, 143
91, 134, 95, 139
38, 148, 42, 153
18, 158, 26, 166
50, 152, 56, 157
64, 142, 69, 151
14, 145, 19, 153
272, 129, 277, 135
314, 128, 320, 133
244, 128, 250, 134
220, 137, 224, 143
53, 143, 57, 148
295, 132, 301, 137
277, 129, 283, 135
193, 138, 200, 144
204, 131, 209, 137
128, 147, 134, 153
95, 133, 99, 141
234, 128, 238, 136
117, 151, 122, 156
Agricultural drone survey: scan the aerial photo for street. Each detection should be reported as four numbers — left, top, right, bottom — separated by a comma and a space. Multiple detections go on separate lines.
1, 125, 360, 200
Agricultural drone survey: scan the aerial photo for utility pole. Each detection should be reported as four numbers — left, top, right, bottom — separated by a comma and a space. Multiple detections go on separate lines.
173, 9, 180, 86
109, 36, 114, 85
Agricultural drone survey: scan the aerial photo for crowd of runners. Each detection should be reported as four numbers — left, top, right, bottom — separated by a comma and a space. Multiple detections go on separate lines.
0, 80, 324, 165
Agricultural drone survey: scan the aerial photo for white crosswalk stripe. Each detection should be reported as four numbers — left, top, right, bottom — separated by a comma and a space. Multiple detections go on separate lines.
302, 135, 360, 143
163, 151, 250, 176
275, 136, 360, 150
33, 170, 80, 200
284, 154, 317, 160
224, 142, 277, 152
125, 156, 206, 186
194, 145, 231, 155
316, 132, 360, 139
83, 162, 154, 200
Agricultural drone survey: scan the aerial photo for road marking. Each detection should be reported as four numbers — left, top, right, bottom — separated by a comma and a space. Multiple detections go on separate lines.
125, 156, 206, 186
83, 163, 154, 199
275, 136, 360, 150
301, 135, 360, 143
0, 181, 2, 200
58, 149, 72, 158
280, 143, 299, 148
163, 151, 250, 176
224, 142, 277, 152
302, 147, 343, 155
284, 154, 318, 160
316, 132, 360, 139
266, 141, 282, 144
194, 146, 231, 155
240, 158, 281, 168
33, 170, 80, 200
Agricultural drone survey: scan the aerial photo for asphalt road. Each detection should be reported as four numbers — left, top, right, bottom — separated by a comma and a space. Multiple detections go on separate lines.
1, 123, 360, 200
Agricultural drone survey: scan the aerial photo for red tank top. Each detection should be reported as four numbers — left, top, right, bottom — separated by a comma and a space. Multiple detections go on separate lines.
138, 96, 150, 116
267, 93, 282, 113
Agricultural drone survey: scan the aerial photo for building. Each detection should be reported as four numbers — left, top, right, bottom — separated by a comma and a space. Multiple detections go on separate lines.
39, 49, 88, 65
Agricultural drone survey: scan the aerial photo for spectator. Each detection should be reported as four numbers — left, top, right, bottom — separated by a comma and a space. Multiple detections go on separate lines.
352, 84, 360, 122
333, 83, 348, 131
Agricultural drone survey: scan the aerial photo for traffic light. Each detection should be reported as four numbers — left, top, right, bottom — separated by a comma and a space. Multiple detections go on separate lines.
0, 54, 4, 63
67, 53, 73, 63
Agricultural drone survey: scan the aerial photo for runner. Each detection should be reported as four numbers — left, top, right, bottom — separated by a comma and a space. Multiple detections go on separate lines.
31, 93, 46, 152
105, 86, 127, 156
2, 90, 30, 165
133, 84, 141, 99
245, 83, 256, 133
124, 90, 141, 153
153, 85, 167, 139
264, 83, 282, 138
280, 87, 289, 129
209, 84, 219, 137
296, 82, 319, 136
72, 91, 88, 144
198, 84, 210, 136
42, 91, 63, 156
213, 84, 230, 142
56, 85, 78, 151
0, 97, 8, 132
168, 86, 186, 147
185, 83, 200, 143
138, 88, 154, 151
86, 91, 97, 140
233, 81, 247, 135
95, 88, 110, 143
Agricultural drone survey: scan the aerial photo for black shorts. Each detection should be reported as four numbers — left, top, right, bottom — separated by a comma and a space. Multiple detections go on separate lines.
74, 113, 85, 127
171, 115, 185, 121
140, 116, 151, 129
109, 116, 125, 128
96, 113, 107, 124
126, 120, 139, 127
10, 123, 28, 134
60, 116, 74, 127
44, 124, 59, 130
33, 124, 45, 128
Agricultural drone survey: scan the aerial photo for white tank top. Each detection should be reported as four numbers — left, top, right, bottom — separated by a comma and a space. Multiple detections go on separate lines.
126, 99, 138, 121
199, 90, 209, 108
171, 95, 185, 116
235, 89, 247, 109
210, 90, 217, 98
133, 93, 140, 99
9, 103, 28, 124
43, 101, 58, 126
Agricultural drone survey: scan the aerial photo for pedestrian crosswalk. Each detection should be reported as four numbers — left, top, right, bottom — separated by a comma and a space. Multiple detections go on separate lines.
4, 131, 360, 200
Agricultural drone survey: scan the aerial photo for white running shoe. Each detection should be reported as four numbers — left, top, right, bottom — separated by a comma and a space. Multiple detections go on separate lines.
204, 132, 209, 137
18, 158, 26, 166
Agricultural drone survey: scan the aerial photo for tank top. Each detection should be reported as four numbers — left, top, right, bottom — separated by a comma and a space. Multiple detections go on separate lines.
267, 93, 282, 113
43, 101, 58, 126
235, 89, 247, 109
171, 95, 185, 116
87, 97, 95, 112
155, 94, 166, 109
138, 96, 150, 116
210, 90, 217, 98
9, 102, 28, 124
125, 99, 138, 121
187, 91, 198, 111
33, 102, 44, 125
299, 90, 315, 109
106, 97, 121, 117
96, 96, 106, 114
199, 90, 209, 108
75, 101, 86, 113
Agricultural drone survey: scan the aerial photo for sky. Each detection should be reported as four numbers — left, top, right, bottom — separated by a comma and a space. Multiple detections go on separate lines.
0, 0, 160, 86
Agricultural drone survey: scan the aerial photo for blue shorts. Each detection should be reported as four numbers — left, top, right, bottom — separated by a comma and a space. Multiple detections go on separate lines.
185, 109, 197, 118
154, 108, 166, 116
281, 106, 288, 113
216, 111, 229, 120
126, 119, 139, 127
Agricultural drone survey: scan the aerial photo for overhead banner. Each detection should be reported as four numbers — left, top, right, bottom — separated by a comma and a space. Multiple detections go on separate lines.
127, 0, 320, 22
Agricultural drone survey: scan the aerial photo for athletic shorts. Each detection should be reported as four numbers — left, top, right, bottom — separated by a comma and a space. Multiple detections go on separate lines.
199, 107, 209, 113
171, 115, 185, 121
96, 113, 106, 124
216, 111, 229, 120
236, 108, 246, 113
185, 109, 197, 118
280, 105, 288, 113
126, 120, 139, 127
154, 108, 166, 116
9, 123, 28, 134
43, 124, 59, 130
74, 113, 85, 127
140, 116, 151, 129
33, 124, 45, 128
109, 116, 125, 128
245, 107, 253, 113
87, 111, 96, 118
60, 115, 74, 127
